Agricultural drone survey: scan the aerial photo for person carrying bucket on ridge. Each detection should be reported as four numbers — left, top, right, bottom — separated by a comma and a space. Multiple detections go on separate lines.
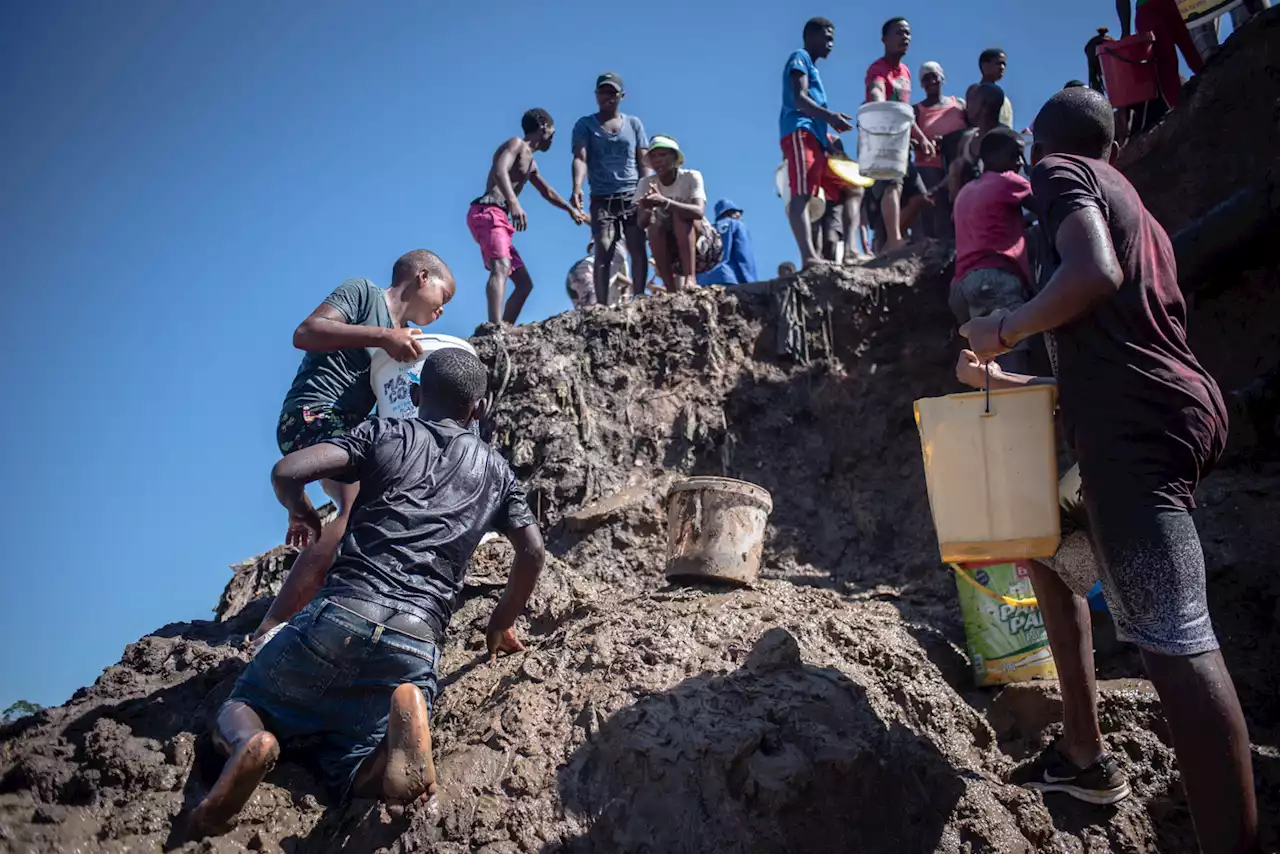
1114, 0, 1204, 109
779, 17, 868, 268
864, 17, 935, 253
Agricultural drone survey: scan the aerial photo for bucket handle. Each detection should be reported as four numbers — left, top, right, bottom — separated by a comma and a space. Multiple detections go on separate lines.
951, 563, 1039, 607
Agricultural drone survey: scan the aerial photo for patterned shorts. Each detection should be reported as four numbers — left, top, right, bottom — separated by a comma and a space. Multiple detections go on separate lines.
653, 212, 723, 275
277, 405, 364, 455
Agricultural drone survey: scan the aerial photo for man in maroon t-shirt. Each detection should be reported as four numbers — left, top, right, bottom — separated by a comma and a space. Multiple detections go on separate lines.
960, 88, 1256, 852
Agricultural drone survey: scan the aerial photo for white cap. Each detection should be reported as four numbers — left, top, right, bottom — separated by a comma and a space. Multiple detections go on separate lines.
919, 61, 945, 83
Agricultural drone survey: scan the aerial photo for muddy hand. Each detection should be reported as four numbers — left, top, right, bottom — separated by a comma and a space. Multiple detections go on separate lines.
486, 626, 525, 662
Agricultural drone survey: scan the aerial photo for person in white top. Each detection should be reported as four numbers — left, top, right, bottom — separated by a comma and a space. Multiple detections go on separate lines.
633, 135, 721, 292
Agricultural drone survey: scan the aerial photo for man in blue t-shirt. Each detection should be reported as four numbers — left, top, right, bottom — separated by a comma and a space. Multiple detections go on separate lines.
780, 18, 863, 268
571, 72, 650, 307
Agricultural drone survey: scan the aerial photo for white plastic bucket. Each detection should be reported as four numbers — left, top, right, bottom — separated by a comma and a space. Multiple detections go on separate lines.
775, 163, 827, 220
913, 385, 1061, 562
857, 102, 915, 180
370, 332, 478, 418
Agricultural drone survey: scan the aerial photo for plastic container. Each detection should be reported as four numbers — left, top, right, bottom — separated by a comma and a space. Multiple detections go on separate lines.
370, 332, 478, 418
1096, 33, 1160, 108
954, 560, 1057, 686
666, 477, 772, 586
775, 163, 827, 220
913, 385, 1060, 562
856, 102, 915, 180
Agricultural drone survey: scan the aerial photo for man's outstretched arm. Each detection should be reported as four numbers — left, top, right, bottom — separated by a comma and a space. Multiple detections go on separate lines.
485, 523, 545, 660
530, 166, 587, 223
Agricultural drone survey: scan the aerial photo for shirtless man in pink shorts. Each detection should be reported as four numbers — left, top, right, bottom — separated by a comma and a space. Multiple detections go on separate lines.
467, 108, 587, 325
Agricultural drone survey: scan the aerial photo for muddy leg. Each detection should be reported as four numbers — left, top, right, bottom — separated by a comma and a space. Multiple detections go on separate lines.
350, 684, 436, 803
188, 703, 280, 835
1028, 561, 1103, 766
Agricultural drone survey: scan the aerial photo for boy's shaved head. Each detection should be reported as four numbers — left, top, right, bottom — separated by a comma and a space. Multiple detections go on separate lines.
419, 348, 488, 420
1033, 87, 1115, 159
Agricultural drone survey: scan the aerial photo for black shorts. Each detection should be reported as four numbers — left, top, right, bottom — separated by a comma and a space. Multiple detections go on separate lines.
870, 163, 927, 202
590, 194, 641, 244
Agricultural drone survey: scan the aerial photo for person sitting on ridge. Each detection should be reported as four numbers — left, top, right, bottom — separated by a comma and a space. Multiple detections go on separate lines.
467, 108, 586, 326
697, 199, 759, 286
959, 87, 1257, 852
634, 135, 721, 292
186, 349, 545, 837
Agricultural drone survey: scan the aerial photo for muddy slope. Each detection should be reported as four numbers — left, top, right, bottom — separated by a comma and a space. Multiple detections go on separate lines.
4, 243, 1277, 853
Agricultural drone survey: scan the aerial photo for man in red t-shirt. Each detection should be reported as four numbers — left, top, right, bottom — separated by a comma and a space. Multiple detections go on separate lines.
960, 88, 1256, 852
949, 127, 1033, 374
865, 17, 933, 253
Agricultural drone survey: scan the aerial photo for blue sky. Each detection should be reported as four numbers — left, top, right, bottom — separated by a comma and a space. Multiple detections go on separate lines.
1, 0, 1139, 709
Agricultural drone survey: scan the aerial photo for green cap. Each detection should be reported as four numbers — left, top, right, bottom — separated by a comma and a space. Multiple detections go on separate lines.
648, 134, 684, 166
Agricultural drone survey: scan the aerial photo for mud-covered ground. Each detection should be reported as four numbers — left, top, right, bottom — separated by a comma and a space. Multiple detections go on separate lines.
2, 241, 1277, 852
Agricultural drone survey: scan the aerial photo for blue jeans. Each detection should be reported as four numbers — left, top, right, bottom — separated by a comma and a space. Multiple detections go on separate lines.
226, 597, 440, 795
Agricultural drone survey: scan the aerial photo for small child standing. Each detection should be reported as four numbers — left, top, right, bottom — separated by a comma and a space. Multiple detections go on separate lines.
949, 126, 1033, 373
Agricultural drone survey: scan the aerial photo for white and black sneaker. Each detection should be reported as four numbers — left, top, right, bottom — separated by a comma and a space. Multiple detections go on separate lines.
1017, 743, 1132, 805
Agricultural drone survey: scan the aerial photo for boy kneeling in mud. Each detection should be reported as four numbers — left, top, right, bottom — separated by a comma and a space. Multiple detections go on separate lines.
958, 87, 1257, 852
187, 349, 543, 836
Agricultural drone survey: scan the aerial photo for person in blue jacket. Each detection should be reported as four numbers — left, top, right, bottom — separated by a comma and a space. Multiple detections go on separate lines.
697, 199, 759, 286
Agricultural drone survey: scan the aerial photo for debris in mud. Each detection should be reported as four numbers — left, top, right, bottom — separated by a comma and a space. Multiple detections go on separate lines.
1, 237, 1277, 852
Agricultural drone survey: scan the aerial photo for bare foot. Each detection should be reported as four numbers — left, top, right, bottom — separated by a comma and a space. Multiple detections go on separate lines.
882, 238, 910, 254
800, 257, 832, 271
842, 251, 874, 265
382, 684, 436, 803
187, 731, 279, 836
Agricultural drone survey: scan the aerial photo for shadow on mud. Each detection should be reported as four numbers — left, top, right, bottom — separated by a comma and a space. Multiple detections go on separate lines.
546, 627, 972, 853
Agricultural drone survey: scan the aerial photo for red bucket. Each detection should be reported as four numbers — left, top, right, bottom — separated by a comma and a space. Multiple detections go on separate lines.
1097, 33, 1160, 108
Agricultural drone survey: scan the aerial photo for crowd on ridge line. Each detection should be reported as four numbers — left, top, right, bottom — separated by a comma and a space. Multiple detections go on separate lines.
468, 0, 1271, 329
177, 10, 1268, 852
